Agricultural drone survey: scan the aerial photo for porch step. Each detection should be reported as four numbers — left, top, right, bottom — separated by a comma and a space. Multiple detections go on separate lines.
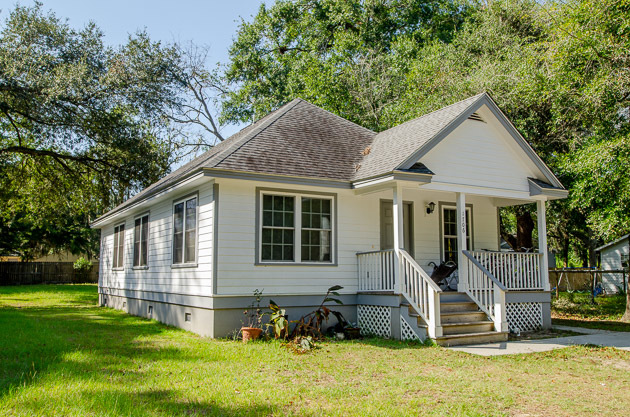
438, 291, 470, 302
442, 320, 495, 335
434, 331, 509, 347
440, 301, 479, 313
440, 311, 488, 324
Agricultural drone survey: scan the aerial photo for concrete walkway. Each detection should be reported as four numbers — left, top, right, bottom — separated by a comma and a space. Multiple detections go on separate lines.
447, 326, 630, 356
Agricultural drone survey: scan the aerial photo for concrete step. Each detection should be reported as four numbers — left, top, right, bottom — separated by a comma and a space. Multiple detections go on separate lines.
434, 331, 509, 347
440, 301, 479, 313
440, 311, 488, 324
442, 321, 495, 335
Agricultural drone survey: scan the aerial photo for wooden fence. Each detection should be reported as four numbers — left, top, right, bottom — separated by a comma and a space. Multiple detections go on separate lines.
549, 268, 627, 296
0, 262, 99, 286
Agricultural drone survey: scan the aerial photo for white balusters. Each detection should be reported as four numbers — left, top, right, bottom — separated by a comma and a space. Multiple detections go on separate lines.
462, 250, 508, 332
468, 250, 543, 290
357, 249, 396, 292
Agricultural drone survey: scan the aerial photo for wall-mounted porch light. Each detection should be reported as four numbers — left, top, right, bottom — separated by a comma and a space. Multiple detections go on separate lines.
426, 202, 436, 214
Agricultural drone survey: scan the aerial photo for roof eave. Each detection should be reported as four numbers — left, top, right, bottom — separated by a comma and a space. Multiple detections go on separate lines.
595, 233, 630, 252
527, 178, 568, 200
90, 170, 207, 228
352, 170, 433, 189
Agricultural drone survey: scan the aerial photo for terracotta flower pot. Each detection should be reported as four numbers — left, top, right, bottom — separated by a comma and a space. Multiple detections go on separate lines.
344, 327, 361, 340
241, 327, 263, 342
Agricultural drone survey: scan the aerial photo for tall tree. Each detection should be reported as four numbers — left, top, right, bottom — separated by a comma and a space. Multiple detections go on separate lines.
0, 3, 185, 259
222, 0, 475, 131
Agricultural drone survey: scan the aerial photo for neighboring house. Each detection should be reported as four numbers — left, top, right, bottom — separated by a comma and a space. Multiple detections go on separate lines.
92, 93, 568, 346
596, 234, 629, 294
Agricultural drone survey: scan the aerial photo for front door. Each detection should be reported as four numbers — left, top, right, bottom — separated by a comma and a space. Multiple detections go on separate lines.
380, 201, 413, 254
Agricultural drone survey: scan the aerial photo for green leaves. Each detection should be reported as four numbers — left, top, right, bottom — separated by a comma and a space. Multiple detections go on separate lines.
0, 3, 186, 258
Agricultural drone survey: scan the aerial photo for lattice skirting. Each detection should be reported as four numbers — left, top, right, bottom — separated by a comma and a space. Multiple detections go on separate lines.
357, 305, 391, 338
506, 302, 543, 332
400, 315, 421, 341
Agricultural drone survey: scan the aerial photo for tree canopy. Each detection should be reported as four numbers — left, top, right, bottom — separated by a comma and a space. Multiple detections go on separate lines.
0, 4, 185, 259
222, 0, 630, 266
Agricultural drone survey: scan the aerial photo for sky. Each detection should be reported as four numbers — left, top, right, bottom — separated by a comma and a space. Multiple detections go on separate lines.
1, 0, 267, 137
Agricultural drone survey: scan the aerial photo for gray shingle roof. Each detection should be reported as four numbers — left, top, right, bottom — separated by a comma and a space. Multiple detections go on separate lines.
94, 98, 375, 223
94, 92, 564, 225
353, 93, 485, 180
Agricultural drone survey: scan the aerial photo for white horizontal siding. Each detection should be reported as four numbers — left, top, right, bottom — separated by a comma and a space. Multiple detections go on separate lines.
99, 180, 215, 297
215, 178, 499, 295
420, 118, 539, 193
600, 241, 628, 293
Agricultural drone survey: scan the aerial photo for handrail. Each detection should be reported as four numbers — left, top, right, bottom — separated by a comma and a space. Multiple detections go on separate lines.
398, 249, 443, 338
356, 249, 394, 256
462, 251, 507, 291
462, 250, 508, 332
468, 250, 543, 290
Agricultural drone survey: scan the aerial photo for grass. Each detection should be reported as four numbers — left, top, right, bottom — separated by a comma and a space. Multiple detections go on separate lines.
552, 291, 630, 332
0, 286, 629, 416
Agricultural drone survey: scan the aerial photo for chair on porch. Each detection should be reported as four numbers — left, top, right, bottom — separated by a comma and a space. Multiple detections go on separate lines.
429, 261, 458, 291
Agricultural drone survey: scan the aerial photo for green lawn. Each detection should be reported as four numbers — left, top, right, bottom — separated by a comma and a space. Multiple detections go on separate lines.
1, 285, 629, 416
552, 291, 630, 332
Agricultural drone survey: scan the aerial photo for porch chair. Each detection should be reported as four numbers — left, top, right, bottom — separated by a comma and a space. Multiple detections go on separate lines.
428, 261, 458, 291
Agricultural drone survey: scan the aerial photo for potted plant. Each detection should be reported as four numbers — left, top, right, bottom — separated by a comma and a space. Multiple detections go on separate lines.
343, 322, 361, 340
241, 289, 265, 342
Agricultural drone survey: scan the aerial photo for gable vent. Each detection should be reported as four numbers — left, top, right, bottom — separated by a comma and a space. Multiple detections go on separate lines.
468, 112, 485, 122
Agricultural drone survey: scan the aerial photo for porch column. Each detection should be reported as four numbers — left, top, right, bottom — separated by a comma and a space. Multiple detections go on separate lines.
537, 200, 551, 291
456, 192, 468, 291
393, 184, 404, 293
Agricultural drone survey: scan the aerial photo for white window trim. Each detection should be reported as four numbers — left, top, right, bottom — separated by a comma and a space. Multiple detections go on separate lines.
256, 189, 336, 266
112, 222, 126, 271
440, 204, 473, 263
133, 212, 150, 269
171, 193, 199, 268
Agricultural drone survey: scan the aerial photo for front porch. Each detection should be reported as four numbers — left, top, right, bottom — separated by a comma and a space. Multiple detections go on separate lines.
352, 183, 554, 345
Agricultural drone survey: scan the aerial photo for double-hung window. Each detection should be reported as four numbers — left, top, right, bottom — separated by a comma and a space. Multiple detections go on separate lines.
173, 195, 197, 265
133, 214, 149, 267
441, 206, 472, 264
259, 191, 334, 264
112, 223, 125, 269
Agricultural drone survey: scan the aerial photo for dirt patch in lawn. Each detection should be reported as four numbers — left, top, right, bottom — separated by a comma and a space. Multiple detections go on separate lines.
508, 328, 582, 341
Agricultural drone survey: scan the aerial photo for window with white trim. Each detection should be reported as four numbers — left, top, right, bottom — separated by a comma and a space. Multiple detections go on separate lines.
133, 214, 149, 267
173, 196, 197, 265
112, 223, 125, 269
259, 192, 334, 264
442, 206, 471, 264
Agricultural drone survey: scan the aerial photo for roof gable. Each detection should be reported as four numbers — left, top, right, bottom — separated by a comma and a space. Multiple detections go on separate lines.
353, 93, 563, 189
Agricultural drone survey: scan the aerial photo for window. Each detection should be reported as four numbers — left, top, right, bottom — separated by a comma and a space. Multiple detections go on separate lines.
133, 214, 149, 267
259, 191, 334, 264
261, 195, 295, 261
173, 196, 197, 265
112, 223, 125, 269
301, 197, 332, 262
442, 206, 471, 264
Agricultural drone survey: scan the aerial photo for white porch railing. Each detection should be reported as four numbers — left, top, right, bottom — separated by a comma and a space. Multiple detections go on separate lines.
357, 249, 396, 292
468, 250, 544, 290
462, 250, 508, 332
357, 249, 442, 337
399, 250, 443, 338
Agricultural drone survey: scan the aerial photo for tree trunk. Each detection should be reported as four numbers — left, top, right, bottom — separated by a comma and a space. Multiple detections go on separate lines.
516, 211, 534, 251
623, 288, 630, 322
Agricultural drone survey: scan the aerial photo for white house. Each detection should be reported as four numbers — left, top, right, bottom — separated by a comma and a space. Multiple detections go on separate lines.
92, 93, 568, 346
596, 234, 629, 294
